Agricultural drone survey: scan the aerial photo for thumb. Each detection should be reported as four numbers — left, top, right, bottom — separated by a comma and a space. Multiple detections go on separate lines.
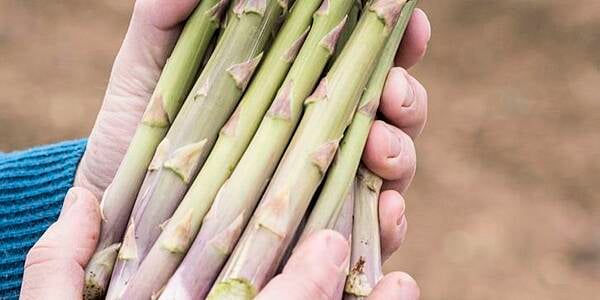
20, 187, 101, 300
256, 230, 350, 300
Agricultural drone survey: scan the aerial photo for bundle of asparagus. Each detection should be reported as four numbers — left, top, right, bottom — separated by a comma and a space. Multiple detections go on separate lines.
82, 0, 419, 299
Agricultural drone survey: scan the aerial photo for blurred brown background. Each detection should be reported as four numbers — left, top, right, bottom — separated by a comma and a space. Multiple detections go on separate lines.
1, 0, 599, 299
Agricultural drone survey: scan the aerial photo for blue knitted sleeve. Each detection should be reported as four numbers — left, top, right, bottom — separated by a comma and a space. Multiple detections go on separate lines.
0, 139, 87, 299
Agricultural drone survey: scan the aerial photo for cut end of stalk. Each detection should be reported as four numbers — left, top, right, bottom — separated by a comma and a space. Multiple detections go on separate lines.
370, 0, 408, 31
356, 166, 383, 192
118, 220, 138, 260
344, 256, 373, 297
83, 243, 121, 300
163, 139, 208, 183
142, 93, 171, 127
282, 27, 310, 63
267, 79, 294, 120
319, 15, 348, 54
208, 278, 257, 300
84, 278, 106, 300
160, 209, 195, 253
311, 138, 341, 174
304, 77, 329, 105
227, 52, 265, 90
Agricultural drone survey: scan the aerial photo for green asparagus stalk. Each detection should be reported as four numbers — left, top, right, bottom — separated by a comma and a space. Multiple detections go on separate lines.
83, 1, 227, 298
327, 0, 361, 69
119, 1, 320, 298
105, 1, 286, 298
209, 1, 407, 298
301, 0, 417, 240
160, 1, 353, 298
344, 166, 383, 299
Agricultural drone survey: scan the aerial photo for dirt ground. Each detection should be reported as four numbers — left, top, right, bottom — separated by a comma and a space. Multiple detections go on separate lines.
1, 1, 599, 299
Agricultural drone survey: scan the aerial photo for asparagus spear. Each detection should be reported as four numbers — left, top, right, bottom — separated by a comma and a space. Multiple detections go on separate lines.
333, 185, 355, 300
301, 0, 417, 240
209, 1, 407, 297
159, 1, 353, 298
83, 1, 228, 298
119, 1, 320, 298
333, 183, 355, 240
344, 166, 383, 299
105, 1, 286, 298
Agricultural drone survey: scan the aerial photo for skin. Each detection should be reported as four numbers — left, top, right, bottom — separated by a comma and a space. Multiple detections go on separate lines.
21, 1, 430, 299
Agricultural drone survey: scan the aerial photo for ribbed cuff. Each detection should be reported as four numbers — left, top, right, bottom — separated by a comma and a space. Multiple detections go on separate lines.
0, 139, 87, 298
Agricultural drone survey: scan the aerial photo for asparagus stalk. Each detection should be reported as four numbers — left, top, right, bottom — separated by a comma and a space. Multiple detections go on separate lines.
159, 1, 353, 298
83, 1, 227, 298
209, 1, 406, 297
333, 185, 355, 300
301, 0, 417, 240
333, 183, 355, 240
119, 1, 320, 298
344, 166, 383, 299
105, 1, 286, 298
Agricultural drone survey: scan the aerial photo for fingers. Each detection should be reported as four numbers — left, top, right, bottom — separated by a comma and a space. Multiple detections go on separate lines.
395, 8, 431, 69
20, 188, 101, 300
257, 230, 350, 300
362, 120, 417, 193
368, 272, 420, 300
378, 190, 408, 261
148, 0, 202, 30
380, 68, 428, 140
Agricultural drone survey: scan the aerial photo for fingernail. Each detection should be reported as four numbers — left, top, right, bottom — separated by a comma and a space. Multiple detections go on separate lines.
324, 232, 350, 268
402, 72, 416, 107
397, 214, 405, 226
397, 275, 420, 299
60, 188, 78, 218
385, 124, 403, 158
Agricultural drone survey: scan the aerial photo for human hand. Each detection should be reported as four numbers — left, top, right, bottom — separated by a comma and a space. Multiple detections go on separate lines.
74, 0, 430, 263
21, 195, 418, 300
